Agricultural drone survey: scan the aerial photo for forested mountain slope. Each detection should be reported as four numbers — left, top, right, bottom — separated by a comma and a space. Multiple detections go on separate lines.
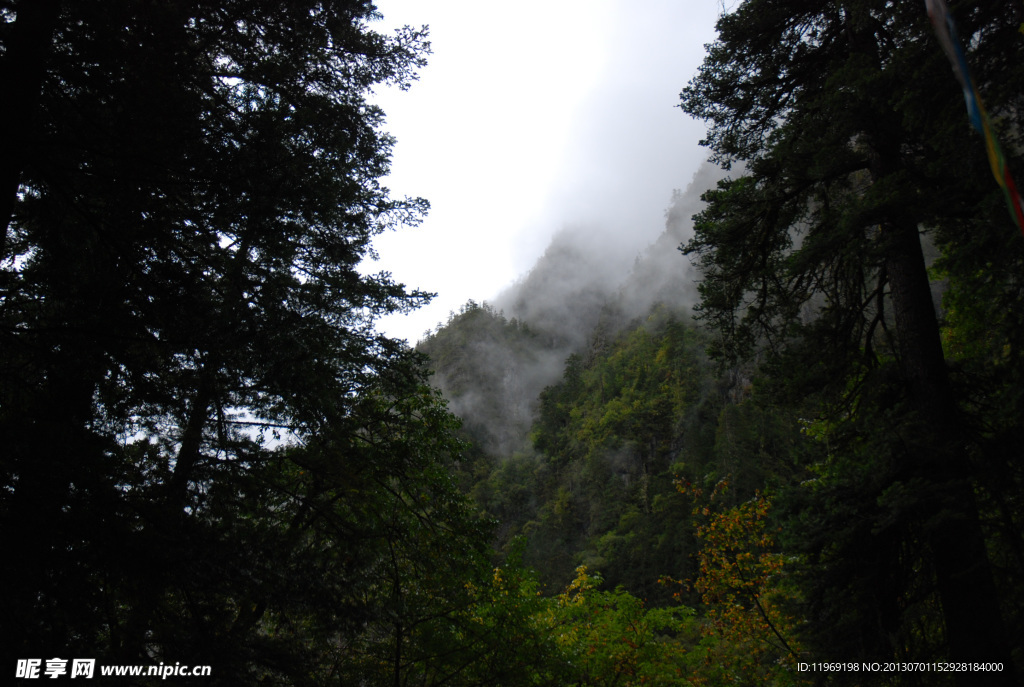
418, 164, 720, 457
417, 238, 824, 682
417, 0, 1024, 676
417, 164, 809, 610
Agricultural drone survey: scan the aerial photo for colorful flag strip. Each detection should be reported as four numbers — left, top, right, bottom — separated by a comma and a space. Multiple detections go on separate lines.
924, 0, 1024, 235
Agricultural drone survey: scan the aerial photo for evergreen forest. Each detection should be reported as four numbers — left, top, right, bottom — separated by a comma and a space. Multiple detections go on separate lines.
2, 1, 1024, 685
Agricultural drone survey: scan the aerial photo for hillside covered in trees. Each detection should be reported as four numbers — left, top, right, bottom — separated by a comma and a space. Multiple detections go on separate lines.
3, 0, 1024, 685
418, 0, 1024, 683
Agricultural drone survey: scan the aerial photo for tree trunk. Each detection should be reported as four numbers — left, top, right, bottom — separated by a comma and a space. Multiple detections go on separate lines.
884, 215, 1016, 685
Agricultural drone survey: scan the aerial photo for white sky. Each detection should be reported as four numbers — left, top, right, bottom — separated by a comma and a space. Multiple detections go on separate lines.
365, 0, 723, 343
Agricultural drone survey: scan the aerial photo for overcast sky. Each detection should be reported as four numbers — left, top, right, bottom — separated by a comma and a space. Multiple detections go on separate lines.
365, 0, 724, 343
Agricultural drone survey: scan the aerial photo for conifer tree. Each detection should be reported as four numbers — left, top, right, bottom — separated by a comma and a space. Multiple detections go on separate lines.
0, 2, 490, 681
681, 0, 1024, 680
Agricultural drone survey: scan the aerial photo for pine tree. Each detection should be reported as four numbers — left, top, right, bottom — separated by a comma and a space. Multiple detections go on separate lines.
681, 0, 1024, 680
0, 2, 490, 681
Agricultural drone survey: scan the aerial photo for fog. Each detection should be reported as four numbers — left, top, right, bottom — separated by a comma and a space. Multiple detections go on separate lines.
421, 162, 727, 456
367, 0, 723, 344
495, 160, 724, 345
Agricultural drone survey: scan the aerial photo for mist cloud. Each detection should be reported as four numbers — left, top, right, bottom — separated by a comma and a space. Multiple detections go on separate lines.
424, 162, 727, 456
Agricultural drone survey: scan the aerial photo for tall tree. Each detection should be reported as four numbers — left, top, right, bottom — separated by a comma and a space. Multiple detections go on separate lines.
680, 0, 1024, 681
0, 1, 491, 681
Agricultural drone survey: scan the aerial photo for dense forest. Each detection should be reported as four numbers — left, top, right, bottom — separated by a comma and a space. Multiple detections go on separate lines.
3, 0, 1024, 685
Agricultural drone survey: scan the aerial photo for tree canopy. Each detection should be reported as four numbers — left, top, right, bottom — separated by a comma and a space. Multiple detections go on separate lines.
681, 0, 1024, 680
0, 2, 498, 682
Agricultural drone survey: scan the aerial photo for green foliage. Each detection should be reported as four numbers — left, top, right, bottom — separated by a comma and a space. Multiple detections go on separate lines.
459, 559, 704, 686
514, 311, 717, 596
0, 3, 502, 684
679, 483, 806, 686
290, 383, 493, 686
681, 0, 1024, 678
459, 307, 811, 616
544, 566, 699, 686
934, 209, 1024, 661
459, 551, 570, 685
540, 311, 710, 477
419, 300, 558, 457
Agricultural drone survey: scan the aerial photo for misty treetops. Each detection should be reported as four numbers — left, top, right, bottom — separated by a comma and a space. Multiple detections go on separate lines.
2, 1, 1023, 685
